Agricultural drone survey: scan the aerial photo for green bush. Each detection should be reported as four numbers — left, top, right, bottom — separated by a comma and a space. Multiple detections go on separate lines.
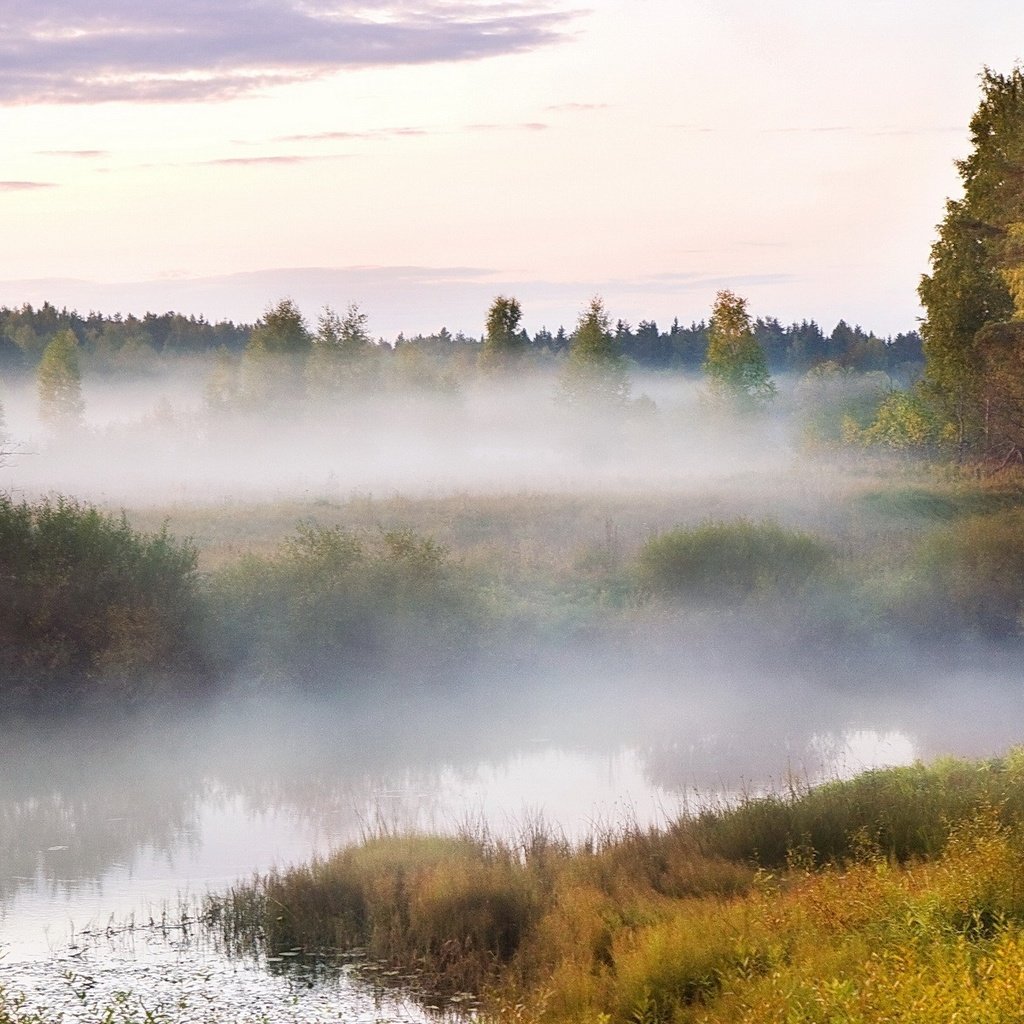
0, 494, 204, 705
637, 520, 832, 602
682, 756, 1023, 868
208, 522, 479, 679
900, 510, 1024, 638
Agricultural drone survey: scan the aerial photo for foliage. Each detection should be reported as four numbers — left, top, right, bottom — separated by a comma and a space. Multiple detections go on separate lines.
241, 298, 311, 406
0, 495, 204, 706
480, 295, 527, 369
559, 297, 630, 406
306, 303, 378, 396
918, 66, 1024, 457
36, 328, 85, 432
208, 522, 479, 679
901, 509, 1024, 638
792, 361, 889, 448
856, 389, 951, 453
703, 291, 776, 412
637, 520, 832, 602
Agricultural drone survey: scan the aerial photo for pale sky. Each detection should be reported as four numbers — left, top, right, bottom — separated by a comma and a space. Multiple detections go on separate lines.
2, 1, 1023, 339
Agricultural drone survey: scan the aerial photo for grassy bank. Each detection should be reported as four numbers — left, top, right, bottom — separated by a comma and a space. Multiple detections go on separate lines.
200, 751, 1024, 1024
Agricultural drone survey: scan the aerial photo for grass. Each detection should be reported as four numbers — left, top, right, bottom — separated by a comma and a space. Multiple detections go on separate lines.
636, 520, 833, 602
200, 750, 1024, 1024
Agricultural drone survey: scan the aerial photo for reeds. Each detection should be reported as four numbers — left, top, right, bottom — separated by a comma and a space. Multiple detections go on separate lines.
206, 751, 1024, 1022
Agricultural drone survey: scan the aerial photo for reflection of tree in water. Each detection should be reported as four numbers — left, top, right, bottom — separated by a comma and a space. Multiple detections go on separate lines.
0, 716, 207, 901
0, 679, 559, 906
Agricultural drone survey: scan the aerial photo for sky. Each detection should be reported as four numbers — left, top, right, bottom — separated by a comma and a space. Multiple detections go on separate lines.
1, 0, 1023, 340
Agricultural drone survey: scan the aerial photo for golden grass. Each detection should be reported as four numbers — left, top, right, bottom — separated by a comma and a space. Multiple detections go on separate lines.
203, 752, 1024, 1024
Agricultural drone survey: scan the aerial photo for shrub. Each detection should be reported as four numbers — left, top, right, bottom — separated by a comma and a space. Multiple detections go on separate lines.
901, 510, 1024, 637
0, 494, 204, 706
637, 520, 832, 602
207, 522, 480, 680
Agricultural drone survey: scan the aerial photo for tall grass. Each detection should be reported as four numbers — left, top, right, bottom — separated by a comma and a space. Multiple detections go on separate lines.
637, 520, 832, 602
205, 751, 1024, 1021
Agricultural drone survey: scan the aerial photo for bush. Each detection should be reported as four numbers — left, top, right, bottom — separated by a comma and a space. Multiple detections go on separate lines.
901, 510, 1024, 637
208, 522, 480, 679
637, 520, 832, 602
0, 494, 204, 706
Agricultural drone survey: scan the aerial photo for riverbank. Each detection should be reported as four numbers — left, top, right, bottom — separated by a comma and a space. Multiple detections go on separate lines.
203, 751, 1024, 1024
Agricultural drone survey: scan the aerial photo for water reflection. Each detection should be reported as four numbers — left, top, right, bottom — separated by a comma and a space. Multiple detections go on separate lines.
4, 657, 1024, 962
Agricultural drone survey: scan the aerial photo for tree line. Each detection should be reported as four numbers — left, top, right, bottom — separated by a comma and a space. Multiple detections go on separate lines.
0, 296, 922, 382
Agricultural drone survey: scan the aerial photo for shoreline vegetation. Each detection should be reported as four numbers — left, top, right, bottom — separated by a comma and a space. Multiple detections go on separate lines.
7, 753, 1024, 1022
200, 751, 1024, 1024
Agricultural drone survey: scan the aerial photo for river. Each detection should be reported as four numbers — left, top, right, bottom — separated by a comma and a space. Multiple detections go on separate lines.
2, 662, 1021, 1021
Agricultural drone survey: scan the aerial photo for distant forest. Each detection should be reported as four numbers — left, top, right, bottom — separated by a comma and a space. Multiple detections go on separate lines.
0, 300, 923, 380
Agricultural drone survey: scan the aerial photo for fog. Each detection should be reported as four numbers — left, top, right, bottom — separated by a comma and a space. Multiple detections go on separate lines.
0, 364, 800, 505
3, 354, 1021, 998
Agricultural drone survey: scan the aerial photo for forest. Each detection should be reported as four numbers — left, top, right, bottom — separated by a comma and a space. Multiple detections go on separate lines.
5, 62, 1024, 1024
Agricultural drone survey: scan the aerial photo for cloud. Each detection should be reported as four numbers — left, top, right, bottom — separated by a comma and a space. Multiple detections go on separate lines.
271, 121, 547, 144
274, 127, 429, 143
546, 101, 608, 111
36, 149, 108, 157
0, 2, 575, 105
468, 121, 548, 132
201, 153, 353, 166
0, 180, 57, 190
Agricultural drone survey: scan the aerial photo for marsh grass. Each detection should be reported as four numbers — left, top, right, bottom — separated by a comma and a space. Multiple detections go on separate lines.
636, 520, 833, 602
204, 752, 1024, 1023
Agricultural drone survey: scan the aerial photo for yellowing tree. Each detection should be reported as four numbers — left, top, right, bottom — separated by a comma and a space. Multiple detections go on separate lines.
703, 290, 775, 411
37, 329, 85, 432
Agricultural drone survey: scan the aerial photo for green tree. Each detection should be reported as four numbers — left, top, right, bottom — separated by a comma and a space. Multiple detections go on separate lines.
479, 295, 526, 370
703, 290, 775, 411
242, 298, 311, 406
306, 303, 378, 397
204, 347, 241, 415
559, 297, 630, 406
37, 329, 85, 431
919, 67, 1024, 456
